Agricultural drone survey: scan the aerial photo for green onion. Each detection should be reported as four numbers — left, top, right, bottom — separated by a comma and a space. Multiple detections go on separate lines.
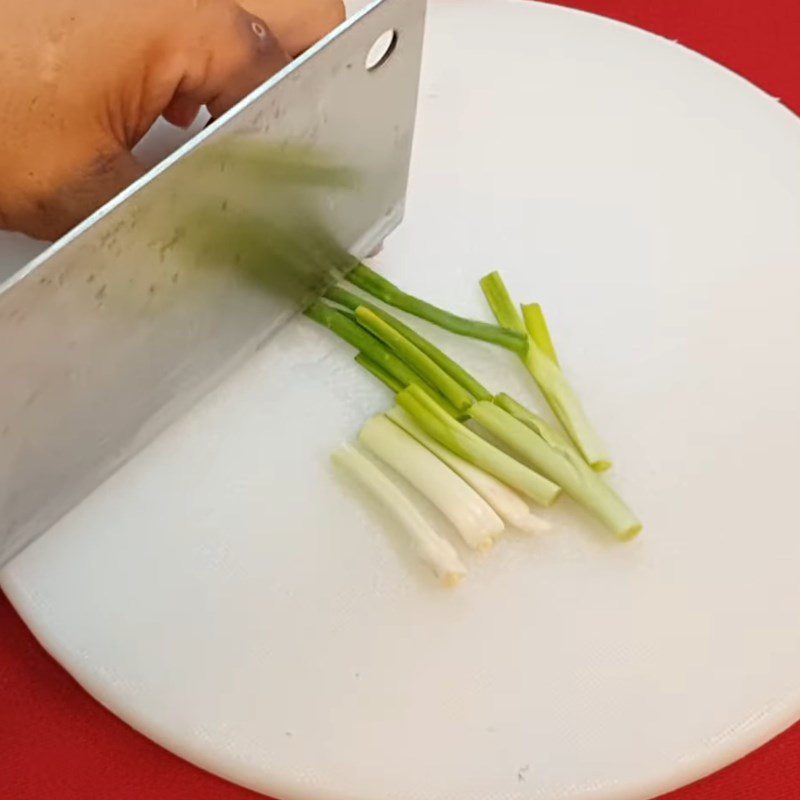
326, 285, 493, 401
478, 271, 527, 334
354, 307, 475, 412
333, 445, 466, 586
354, 354, 404, 394
397, 384, 560, 507
468, 401, 641, 540
305, 301, 462, 417
346, 263, 528, 354
522, 303, 559, 366
325, 284, 368, 311
479, 271, 612, 472
306, 301, 424, 387
360, 415, 503, 550
388, 407, 551, 534
492, 393, 577, 456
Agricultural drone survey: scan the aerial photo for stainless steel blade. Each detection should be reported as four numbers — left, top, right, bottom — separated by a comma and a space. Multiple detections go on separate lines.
0, 0, 426, 567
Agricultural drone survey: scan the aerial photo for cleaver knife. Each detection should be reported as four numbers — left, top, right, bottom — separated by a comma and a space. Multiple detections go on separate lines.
0, 0, 426, 567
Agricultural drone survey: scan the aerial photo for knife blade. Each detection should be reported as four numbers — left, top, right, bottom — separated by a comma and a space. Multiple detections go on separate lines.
0, 0, 426, 567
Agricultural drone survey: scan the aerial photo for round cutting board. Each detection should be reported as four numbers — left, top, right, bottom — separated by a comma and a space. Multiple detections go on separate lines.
3, 2, 800, 799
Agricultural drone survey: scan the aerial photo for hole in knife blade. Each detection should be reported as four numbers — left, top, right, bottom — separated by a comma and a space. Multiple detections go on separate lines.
365, 30, 397, 72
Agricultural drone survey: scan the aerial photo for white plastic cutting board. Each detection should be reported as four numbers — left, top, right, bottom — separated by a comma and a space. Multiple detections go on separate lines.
2, 2, 800, 799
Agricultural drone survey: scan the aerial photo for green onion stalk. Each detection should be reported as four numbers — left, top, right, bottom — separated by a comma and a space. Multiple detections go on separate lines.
397, 385, 561, 507
305, 301, 462, 418
354, 306, 475, 414
325, 285, 493, 401
345, 263, 528, 354
480, 271, 612, 472
492, 393, 577, 456
468, 401, 641, 540
354, 353, 405, 394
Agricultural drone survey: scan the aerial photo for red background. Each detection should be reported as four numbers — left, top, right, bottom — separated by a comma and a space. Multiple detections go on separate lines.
2, 1, 799, 798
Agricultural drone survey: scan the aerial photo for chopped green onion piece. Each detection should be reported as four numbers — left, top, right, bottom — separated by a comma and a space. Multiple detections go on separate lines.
522, 303, 559, 366
326, 285, 493, 401
325, 284, 367, 311
478, 271, 526, 334
332, 445, 466, 586
354, 354, 404, 394
306, 301, 462, 418
493, 393, 610, 471
479, 272, 612, 471
468, 401, 641, 540
306, 301, 425, 387
524, 346, 612, 472
347, 263, 528, 354
492, 393, 577, 455
397, 385, 560, 507
355, 307, 475, 412
388, 407, 551, 534
360, 415, 503, 550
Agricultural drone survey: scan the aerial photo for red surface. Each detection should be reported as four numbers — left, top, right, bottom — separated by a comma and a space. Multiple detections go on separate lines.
1, 1, 799, 798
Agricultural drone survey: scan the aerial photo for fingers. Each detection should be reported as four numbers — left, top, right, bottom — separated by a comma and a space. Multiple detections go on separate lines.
159, 0, 344, 130
239, 0, 346, 57
34, 2, 287, 238
161, 0, 290, 124
207, 9, 291, 118
0, 0, 345, 240
162, 95, 202, 129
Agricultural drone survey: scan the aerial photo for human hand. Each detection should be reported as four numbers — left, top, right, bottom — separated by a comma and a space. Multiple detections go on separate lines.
0, 0, 345, 241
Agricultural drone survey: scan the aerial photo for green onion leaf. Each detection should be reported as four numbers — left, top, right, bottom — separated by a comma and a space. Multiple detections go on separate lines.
347, 263, 528, 354
326, 285, 493, 401
305, 301, 462, 417
354, 354, 405, 394
354, 307, 475, 412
